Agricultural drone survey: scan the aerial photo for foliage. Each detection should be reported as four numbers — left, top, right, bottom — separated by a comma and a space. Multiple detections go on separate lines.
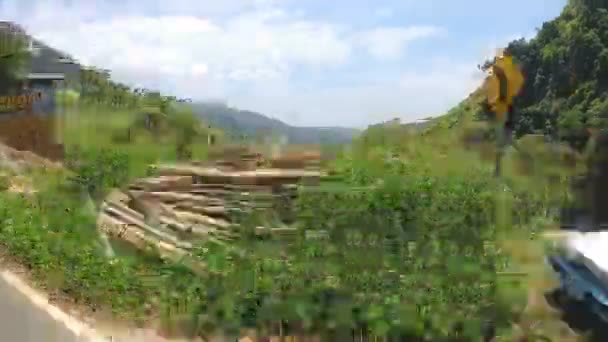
169, 107, 203, 160
64, 147, 130, 200
0, 182, 165, 321
1, 7, 592, 339
410, 1, 608, 153
55, 89, 81, 107
0, 174, 9, 191
60, 104, 210, 180
0, 115, 556, 340
147, 129, 554, 340
488, 1, 608, 148
0, 24, 30, 93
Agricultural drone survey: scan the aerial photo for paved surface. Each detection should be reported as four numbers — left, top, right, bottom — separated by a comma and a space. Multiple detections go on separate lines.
0, 272, 96, 342
0, 270, 205, 341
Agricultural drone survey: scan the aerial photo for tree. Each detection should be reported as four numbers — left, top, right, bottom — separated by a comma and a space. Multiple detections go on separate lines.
0, 24, 30, 93
458, 0, 608, 149
169, 107, 202, 160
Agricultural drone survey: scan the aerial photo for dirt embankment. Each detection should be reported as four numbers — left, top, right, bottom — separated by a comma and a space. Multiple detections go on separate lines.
0, 114, 64, 161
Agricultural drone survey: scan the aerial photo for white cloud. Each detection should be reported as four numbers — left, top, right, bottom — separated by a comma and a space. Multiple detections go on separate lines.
231, 60, 482, 127
191, 64, 209, 76
8, 6, 356, 85
0, 0, 462, 127
3, 0, 443, 82
356, 26, 445, 60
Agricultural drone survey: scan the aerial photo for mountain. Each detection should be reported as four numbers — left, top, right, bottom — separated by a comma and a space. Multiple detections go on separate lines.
190, 102, 360, 145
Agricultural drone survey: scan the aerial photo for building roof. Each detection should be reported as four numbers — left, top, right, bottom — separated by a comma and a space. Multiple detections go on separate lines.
28, 39, 79, 78
27, 73, 65, 80
0, 22, 79, 79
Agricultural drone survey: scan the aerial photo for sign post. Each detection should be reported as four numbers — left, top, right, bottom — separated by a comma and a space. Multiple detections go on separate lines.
484, 51, 524, 177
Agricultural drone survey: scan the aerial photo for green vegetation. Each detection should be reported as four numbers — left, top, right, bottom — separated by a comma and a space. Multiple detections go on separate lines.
438, 0, 608, 151
0, 100, 218, 328
0, 2, 603, 339
508, 0, 608, 142
0, 113, 558, 339
0, 19, 221, 335
159, 2, 608, 338
179, 123, 565, 340
57, 93, 218, 179
0, 23, 30, 93
0, 177, 159, 322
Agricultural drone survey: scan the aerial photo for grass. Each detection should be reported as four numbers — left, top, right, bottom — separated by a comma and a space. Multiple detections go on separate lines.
0, 181, 161, 322
353, 112, 584, 339
0, 102, 211, 329
58, 103, 211, 179
0, 95, 584, 339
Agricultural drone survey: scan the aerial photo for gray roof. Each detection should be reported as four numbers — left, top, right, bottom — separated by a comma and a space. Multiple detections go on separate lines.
28, 38, 79, 79
27, 73, 65, 80
0, 22, 79, 80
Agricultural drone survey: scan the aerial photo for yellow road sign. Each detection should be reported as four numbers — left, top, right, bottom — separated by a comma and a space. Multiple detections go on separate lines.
484, 54, 524, 120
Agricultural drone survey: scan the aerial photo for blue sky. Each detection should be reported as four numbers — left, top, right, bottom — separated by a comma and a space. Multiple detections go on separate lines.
1, 0, 566, 127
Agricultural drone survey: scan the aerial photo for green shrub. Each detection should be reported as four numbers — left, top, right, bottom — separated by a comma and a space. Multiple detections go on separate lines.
64, 148, 130, 200
110, 128, 133, 145
0, 188, 160, 320
0, 175, 9, 191
162, 148, 549, 340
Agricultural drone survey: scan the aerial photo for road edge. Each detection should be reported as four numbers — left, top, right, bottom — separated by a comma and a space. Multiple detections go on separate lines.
0, 270, 110, 341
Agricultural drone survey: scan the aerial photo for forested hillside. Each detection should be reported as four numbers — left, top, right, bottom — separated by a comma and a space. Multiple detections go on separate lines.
509, 0, 608, 143
407, 0, 608, 149
342, 3, 604, 340
191, 102, 360, 145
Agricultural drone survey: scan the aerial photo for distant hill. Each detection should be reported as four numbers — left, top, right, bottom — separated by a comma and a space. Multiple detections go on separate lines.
190, 102, 360, 145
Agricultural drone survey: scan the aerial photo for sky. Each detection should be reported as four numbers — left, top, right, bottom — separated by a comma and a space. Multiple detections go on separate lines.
1, 0, 566, 128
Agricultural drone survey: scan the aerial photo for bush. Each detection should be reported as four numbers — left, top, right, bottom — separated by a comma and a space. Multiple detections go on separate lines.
0, 99, 557, 339
166, 148, 549, 340
0, 187, 160, 320
110, 128, 133, 145
292, 162, 499, 338
64, 148, 130, 200
0, 175, 9, 191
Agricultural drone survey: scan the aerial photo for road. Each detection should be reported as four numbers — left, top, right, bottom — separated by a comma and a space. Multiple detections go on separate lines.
0, 270, 216, 341
0, 270, 183, 341
0, 271, 106, 342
